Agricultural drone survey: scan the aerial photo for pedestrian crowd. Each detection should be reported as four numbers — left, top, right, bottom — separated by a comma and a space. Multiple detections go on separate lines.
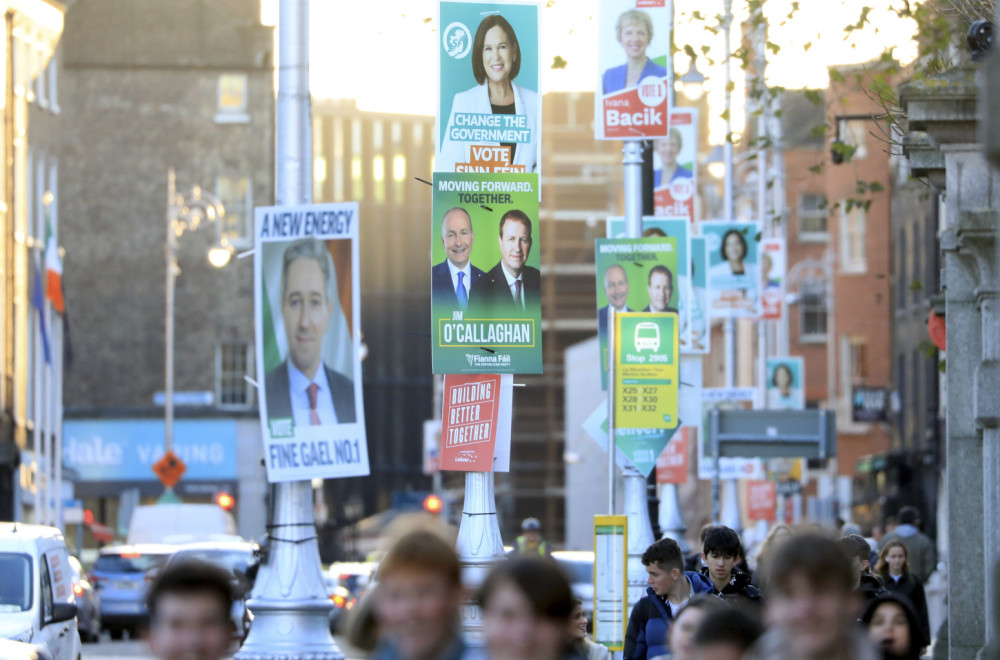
137, 508, 937, 660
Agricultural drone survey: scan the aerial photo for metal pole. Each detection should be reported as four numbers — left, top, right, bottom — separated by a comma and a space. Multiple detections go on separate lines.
456, 472, 506, 644
165, 168, 176, 457
236, 0, 340, 657
607, 307, 616, 515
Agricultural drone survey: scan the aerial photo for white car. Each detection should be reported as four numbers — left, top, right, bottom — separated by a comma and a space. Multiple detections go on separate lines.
0, 523, 81, 660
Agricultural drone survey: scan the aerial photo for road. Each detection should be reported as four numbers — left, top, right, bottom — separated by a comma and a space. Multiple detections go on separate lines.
82, 635, 369, 659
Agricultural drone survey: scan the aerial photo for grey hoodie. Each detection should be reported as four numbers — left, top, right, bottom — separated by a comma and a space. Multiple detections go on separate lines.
743, 625, 882, 660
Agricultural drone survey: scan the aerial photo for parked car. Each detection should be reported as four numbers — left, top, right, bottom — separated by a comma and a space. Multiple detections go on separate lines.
0, 523, 81, 660
328, 561, 377, 602
161, 540, 259, 641
553, 550, 595, 625
67, 556, 100, 643
323, 574, 352, 633
90, 543, 176, 639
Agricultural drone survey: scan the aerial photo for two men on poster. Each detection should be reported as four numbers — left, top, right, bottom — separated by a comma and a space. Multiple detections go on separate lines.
430, 173, 542, 375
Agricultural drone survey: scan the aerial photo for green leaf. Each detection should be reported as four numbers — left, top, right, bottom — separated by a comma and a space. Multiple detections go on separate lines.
810, 123, 827, 139
869, 181, 885, 192
830, 69, 846, 84
809, 163, 824, 174
909, 279, 923, 291
804, 89, 823, 106
551, 55, 567, 70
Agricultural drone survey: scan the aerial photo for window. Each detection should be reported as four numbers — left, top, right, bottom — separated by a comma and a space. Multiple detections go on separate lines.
849, 337, 868, 383
216, 176, 252, 245
798, 193, 827, 239
839, 118, 868, 159
39, 553, 53, 621
216, 73, 249, 123
799, 280, 827, 342
217, 342, 251, 408
840, 202, 867, 273
48, 47, 59, 113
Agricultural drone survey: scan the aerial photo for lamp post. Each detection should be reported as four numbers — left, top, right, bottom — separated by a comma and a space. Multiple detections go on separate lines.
164, 168, 231, 500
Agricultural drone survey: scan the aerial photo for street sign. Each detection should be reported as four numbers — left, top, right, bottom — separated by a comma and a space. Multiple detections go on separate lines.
852, 387, 888, 422
709, 409, 837, 460
152, 450, 186, 489
614, 312, 679, 429
593, 515, 627, 651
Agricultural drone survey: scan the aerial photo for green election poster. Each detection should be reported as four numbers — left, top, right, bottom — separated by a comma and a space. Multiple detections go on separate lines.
614, 312, 679, 430
431, 172, 542, 374
595, 237, 679, 389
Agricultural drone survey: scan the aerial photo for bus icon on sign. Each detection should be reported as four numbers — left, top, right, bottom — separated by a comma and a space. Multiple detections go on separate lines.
634, 322, 660, 352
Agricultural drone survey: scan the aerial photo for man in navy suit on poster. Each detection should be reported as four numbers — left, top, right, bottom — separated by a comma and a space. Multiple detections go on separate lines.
469, 209, 540, 313
431, 207, 485, 311
265, 238, 356, 427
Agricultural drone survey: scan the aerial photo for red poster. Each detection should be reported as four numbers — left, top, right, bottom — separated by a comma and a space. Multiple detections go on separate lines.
759, 238, 785, 320
440, 374, 502, 471
653, 109, 697, 223
655, 428, 689, 484
747, 480, 777, 521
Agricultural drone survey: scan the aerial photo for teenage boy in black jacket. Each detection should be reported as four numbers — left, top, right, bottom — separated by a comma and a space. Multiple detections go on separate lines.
700, 525, 763, 605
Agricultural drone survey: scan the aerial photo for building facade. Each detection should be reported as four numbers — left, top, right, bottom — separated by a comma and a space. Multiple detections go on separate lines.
59, 0, 273, 542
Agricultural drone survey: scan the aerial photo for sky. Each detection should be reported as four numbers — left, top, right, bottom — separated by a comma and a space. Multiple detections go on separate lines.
263, 0, 920, 144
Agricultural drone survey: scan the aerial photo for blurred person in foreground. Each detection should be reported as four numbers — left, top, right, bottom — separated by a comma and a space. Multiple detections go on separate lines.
879, 506, 937, 583
839, 533, 889, 610
861, 593, 927, 660
146, 560, 236, 660
874, 540, 930, 643
569, 598, 609, 660
743, 533, 881, 660
690, 606, 764, 660
479, 556, 579, 660
751, 523, 791, 592
371, 528, 466, 660
659, 595, 727, 660
624, 538, 713, 660
699, 526, 762, 606
510, 516, 552, 558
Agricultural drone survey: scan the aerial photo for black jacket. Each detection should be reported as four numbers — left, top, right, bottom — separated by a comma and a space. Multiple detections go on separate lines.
699, 566, 763, 605
882, 572, 930, 642
861, 593, 928, 660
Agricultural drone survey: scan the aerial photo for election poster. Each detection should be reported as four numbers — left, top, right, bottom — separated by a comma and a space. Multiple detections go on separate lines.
595, 236, 679, 390
747, 480, 777, 521
697, 387, 764, 480
655, 428, 689, 484
432, 172, 542, 374
606, 216, 691, 352
766, 356, 805, 411
654, 108, 698, 223
439, 373, 513, 471
701, 221, 762, 318
437, 1, 540, 174
614, 311, 679, 430
760, 238, 785, 320
688, 237, 710, 353
595, 0, 671, 140
254, 203, 369, 483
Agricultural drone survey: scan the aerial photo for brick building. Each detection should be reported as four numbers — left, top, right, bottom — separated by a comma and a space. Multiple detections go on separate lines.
59, 0, 273, 541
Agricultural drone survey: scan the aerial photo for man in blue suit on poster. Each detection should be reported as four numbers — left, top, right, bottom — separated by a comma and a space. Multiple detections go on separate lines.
265, 238, 356, 427
431, 207, 485, 311
469, 209, 540, 312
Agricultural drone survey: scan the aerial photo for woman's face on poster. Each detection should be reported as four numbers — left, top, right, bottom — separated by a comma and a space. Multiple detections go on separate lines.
723, 232, 745, 262
618, 19, 650, 60
483, 25, 516, 85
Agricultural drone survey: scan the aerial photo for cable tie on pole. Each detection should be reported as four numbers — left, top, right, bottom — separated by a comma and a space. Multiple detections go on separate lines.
415, 177, 433, 187
479, 347, 496, 354
244, 375, 259, 389
236, 249, 256, 260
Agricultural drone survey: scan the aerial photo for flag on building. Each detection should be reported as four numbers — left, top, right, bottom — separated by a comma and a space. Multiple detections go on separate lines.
45, 218, 64, 314
32, 260, 51, 364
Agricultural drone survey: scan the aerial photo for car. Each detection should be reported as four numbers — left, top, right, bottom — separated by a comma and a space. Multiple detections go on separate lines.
553, 550, 595, 626
0, 523, 81, 660
323, 574, 351, 633
90, 543, 176, 639
328, 561, 376, 602
67, 556, 100, 643
162, 540, 259, 641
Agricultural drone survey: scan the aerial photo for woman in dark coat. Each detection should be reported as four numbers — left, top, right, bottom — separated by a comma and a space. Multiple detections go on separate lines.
874, 540, 930, 642
862, 593, 927, 660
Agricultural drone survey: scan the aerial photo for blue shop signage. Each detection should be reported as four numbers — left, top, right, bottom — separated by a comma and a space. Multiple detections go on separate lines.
64, 419, 238, 482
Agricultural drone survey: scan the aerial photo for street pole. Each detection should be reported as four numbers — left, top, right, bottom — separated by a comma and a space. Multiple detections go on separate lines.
621, 137, 656, 603
456, 472, 505, 644
236, 1, 341, 657
719, 0, 740, 531
165, 168, 176, 461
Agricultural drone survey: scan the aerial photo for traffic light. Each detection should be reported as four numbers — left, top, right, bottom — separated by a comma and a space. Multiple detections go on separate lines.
83, 509, 94, 525
215, 492, 236, 511
422, 494, 443, 515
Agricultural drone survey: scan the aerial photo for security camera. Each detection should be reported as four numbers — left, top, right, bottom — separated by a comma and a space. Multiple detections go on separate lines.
969, 20, 995, 62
